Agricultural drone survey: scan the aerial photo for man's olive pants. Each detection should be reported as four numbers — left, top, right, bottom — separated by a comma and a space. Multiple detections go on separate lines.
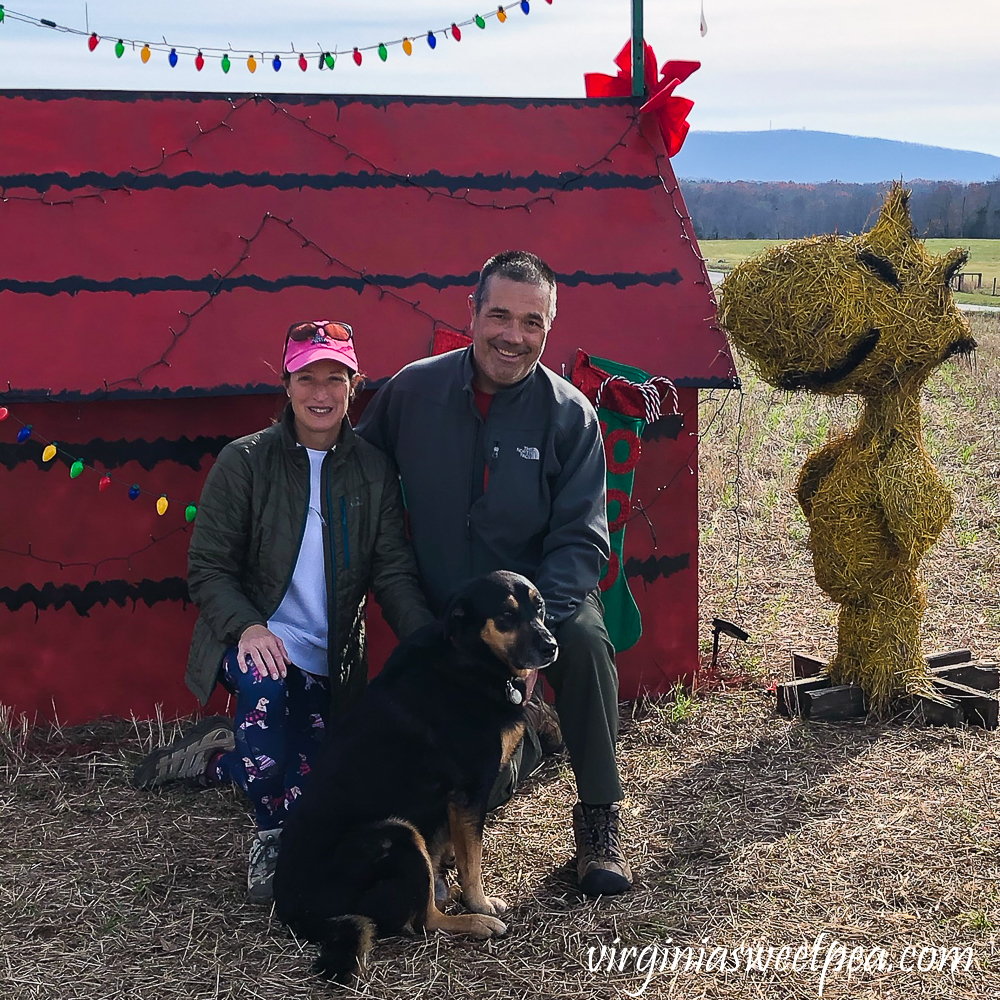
488, 590, 624, 809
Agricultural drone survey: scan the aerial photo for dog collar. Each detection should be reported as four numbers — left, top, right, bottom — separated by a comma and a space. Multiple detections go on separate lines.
506, 678, 527, 705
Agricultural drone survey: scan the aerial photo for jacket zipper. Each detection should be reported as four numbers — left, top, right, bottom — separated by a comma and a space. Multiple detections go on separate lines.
271, 453, 311, 616
340, 495, 350, 569
324, 456, 338, 680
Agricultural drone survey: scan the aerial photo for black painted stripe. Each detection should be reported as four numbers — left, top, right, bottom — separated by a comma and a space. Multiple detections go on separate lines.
1, 91, 635, 110
0, 434, 232, 472
1, 374, 735, 405
625, 552, 690, 584
0, 269, 682, 297
1, 169, 661, 195
0, 578, 189, 616
641, 414, 685, 442
0, 382, 282, 404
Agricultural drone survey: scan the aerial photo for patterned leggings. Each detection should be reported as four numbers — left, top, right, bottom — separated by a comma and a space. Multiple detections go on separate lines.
212, 647, 331, 831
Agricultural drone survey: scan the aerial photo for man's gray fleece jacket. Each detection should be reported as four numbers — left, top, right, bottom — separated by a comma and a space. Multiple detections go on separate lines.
355, 346, 610, 623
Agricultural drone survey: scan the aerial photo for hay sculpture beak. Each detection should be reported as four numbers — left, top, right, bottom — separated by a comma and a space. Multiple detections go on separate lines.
718, 183, 976, 712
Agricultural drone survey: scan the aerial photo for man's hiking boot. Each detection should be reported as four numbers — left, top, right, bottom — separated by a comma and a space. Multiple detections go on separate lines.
572, 801, 633, 896
248, 828, 281, 903
524, 686, 565, 756
132, 716, 234, 790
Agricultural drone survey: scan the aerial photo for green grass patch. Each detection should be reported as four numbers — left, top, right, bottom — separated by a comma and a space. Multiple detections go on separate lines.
700, 238, 1000, 302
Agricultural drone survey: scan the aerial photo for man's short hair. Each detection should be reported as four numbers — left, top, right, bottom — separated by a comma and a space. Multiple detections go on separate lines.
473, 250, 558, 323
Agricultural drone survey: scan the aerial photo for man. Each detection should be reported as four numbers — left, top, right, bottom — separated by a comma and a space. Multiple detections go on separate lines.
356, 250, 632, 896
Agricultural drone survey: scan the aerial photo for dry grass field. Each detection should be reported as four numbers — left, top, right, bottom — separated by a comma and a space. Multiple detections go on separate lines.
3, 315, 1000, 999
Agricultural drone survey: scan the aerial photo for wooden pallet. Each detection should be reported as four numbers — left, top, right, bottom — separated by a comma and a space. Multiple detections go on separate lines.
776, 649, 1000, 728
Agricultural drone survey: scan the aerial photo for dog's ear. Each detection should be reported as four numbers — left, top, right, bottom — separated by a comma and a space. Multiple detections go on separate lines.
444, 599, 468, 642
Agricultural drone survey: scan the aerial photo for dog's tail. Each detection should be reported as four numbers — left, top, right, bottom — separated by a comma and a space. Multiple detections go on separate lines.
309, 914, 377, 985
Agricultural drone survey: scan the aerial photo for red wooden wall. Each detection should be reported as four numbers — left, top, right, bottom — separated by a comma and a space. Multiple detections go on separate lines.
0, 90, 735, 724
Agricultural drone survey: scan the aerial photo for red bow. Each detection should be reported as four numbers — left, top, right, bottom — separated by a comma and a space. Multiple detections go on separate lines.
584, 41, 699, 157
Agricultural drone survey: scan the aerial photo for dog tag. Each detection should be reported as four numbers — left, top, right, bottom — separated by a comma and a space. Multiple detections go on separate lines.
506, 679, 524, 705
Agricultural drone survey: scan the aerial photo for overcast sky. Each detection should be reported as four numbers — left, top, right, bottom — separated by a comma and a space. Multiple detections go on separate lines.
1, 0, 998, 157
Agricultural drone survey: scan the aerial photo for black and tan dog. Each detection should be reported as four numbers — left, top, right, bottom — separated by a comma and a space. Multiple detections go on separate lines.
272, 570, 559, 983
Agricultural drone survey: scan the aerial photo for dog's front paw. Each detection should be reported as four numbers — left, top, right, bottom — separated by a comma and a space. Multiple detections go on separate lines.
463, 893, 507, 917
467, 914, 507, 939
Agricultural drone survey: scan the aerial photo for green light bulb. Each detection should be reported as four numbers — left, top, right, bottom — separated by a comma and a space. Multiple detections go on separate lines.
115, 39, 124, 58
70, 460, 84, 479
475, 14, 486, 28
378, 43, 387, 62
325, 52, 335, 69
185, 504, 198, 523
222, 53, 231, 73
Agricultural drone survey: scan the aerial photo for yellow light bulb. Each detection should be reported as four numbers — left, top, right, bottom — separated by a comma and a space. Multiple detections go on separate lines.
247, 54, 257, 73
141, 44, 151, 64
402, 38, 412, 56
497, 6, 507, 22
42, 444, 57, 462
156, 496, 169, 516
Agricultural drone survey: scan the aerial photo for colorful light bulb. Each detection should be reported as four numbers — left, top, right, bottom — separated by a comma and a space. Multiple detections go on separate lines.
353, 48, 362, 65
324, 52, 335, 69
378, 43, 387, 61
221, 53, 231, 73
475, 14, 486, 28
521, 0, 530, 12
0, 7, 5, 24
128, 484, 140, 500
195, 51, 205, 71
427, 32, 437, 49
452, 24, 462, 41
70, 460, 84, 479
156, 495, 169, 516
272, 54, 281, 71
99, 475, 111, 492
141, 43, 151, 63
247, 54, 257, 73
298, 53, 308, 71
17, 425, 31, 443
185, 504, 198, 523
497, 6, 507, 22
88, 33, 99, 52
169, 48, 178, 67
42, 444, 57, 462
0, 407, 8, 420
115, 39, 125, 59
402, 38, 412, 55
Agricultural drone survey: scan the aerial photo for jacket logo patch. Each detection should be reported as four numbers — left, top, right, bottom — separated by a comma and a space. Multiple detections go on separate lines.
517, 446, 540, 461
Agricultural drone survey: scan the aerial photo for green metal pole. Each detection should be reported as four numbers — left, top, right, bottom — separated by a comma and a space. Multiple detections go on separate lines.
631, 0, 644, 97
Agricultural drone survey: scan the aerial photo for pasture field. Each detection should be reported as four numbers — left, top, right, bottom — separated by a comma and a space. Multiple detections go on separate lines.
2, 315, 999, 999
700, 238, 1000, 305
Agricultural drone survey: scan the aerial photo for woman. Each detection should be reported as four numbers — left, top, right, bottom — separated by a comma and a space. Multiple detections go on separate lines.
134, 320, 433, 902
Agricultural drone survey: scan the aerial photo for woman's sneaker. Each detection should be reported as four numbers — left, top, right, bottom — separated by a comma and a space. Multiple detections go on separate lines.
248, 828, 281, 903
132, 716, 234, 790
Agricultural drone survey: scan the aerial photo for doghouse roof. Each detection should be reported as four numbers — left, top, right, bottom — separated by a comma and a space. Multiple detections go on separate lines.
0, 90, 735, 401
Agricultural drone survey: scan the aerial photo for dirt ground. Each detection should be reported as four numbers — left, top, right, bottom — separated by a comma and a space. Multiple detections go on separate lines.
2, 315, 998, 999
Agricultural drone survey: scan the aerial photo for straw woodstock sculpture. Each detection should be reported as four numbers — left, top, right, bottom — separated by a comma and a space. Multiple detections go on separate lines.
719, 184, 976, 712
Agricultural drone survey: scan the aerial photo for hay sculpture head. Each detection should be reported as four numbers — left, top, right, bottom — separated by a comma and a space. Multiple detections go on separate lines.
718, 184, 976, 712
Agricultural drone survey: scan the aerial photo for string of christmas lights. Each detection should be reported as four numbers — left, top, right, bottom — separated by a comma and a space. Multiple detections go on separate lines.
0, 526, 191, 575
265, 99, 639, 213
0, 404, 199, 523
0, 83, 732, 581
0, 3, 553, 72
0, 95, 640, 217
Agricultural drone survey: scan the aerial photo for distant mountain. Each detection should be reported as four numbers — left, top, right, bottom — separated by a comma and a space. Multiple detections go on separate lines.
671, 130, 1000, 185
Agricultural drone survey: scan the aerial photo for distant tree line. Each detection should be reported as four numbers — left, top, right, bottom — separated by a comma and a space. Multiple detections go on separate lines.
682, 179, 1000, 240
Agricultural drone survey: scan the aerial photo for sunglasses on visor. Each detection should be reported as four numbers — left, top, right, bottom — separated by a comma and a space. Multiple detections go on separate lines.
281, 320, 355, 371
